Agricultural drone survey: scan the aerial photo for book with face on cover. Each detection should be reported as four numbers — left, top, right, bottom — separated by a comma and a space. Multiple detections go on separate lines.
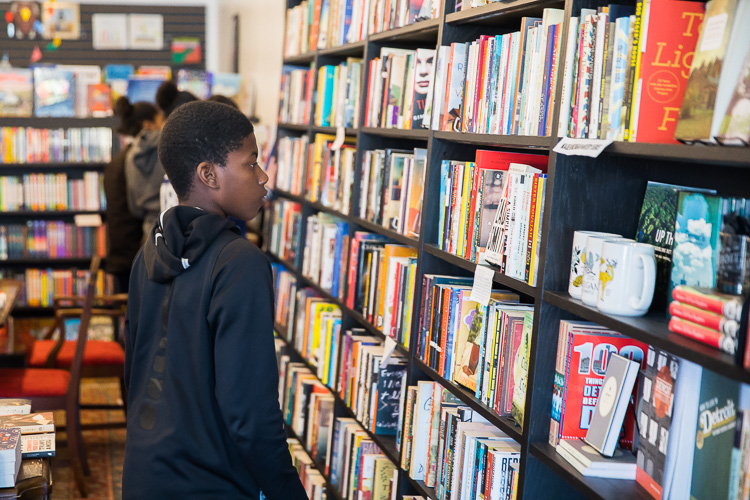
584, 353, 640, 457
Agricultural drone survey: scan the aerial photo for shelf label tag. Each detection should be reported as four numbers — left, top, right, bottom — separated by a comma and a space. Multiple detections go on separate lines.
553, 137, 613, 158
381, 336, 398, 366
470, 265, 495, 306
331, 126, 345, 151
74, 214, 103, 227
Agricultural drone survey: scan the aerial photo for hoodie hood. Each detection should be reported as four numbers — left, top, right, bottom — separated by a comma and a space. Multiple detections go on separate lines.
131, 130, 161, 175
144, 206, 239, 283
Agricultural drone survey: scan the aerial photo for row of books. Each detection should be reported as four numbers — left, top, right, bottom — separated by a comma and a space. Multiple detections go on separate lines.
454, 0, 506, 11
301, 214, 350, 299
287, 438, 328, 500
365, 47, 436, 129
558, 0, 750, 145
279, 66, 315, 126
279, 355, 400, 499
400, 381, 521, 500
276, 135, 310, 194
437, 151, 548, 283
0, 172, 105, 212
284, 0, 439, 57
358, 147, 426, 238
0, 268, 109, 307
291, 290, 343, 387
0, 65, 242, 118
0, 127, 112, 164
416, 274, 531, 426
272, 264, 298, 336
267, 200, 303, 269
307, 134, 357, 213
0, 401, 56, 488
0, 222, 107, 260
315, 59, 363, 128
346, 236, 418, 347
430, 10, 564, 137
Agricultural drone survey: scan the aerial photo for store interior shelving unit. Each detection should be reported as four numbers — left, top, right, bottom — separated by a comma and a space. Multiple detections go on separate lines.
0, 3, 207, 319
270, 0, 750, 499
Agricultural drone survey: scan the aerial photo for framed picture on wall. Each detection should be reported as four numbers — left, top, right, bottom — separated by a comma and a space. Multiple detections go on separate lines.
41, 1, 80, 40
92, 13, 128, 50
128, 14, 163, 50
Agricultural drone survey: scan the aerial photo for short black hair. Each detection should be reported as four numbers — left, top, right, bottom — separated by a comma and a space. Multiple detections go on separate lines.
113, 97, 159, 137
156, 80, 199, 117
158, 100, 254, 199
207, 94, 239, 109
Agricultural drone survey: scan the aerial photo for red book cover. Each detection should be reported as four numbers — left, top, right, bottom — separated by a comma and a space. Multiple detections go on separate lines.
633, 0, 705, 143
668, 301, 739, 335
556, 329, 648, 447
668, 316, 734, 353
87, 84, 112, 117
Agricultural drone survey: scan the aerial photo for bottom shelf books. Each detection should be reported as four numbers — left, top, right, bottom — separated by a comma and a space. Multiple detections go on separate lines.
288, 438, 328, 500
400, 380, 522, 500
277, 353, 401, 500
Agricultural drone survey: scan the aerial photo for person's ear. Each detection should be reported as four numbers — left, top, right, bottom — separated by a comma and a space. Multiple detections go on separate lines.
196, 161, 219, 189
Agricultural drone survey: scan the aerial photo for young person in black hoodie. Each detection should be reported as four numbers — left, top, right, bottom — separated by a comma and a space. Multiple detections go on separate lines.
123, 101, 307, 499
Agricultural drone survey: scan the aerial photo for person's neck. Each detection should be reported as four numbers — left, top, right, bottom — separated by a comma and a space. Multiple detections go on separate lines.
179, 195, 226, 218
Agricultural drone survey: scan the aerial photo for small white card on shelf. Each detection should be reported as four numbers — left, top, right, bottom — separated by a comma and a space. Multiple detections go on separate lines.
553, 137, 614, 158
331, 126, 345, 151
381, 337, 397, 366
74, 214, 102, 227
469, 265, 495, 306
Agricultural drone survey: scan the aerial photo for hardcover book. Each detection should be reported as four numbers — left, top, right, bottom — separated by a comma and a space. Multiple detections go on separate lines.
675, 0, 737, 143
32, 66, 75, 117
0, 68, 33, 117
557, 438, 637, 479
87, 84, 113, 117
631, 0, 705, 143
584, 353, 640, 457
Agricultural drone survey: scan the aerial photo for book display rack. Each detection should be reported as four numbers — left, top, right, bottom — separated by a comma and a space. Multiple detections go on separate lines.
270, 0, 749, 499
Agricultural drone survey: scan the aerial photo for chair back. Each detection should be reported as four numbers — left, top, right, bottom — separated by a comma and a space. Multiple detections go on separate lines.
66, 256, 101, 400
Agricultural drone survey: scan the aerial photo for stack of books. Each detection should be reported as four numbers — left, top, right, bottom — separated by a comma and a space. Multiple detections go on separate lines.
0, 412, 56, 459
0, 428, 21, 488
556, 439, 636, 479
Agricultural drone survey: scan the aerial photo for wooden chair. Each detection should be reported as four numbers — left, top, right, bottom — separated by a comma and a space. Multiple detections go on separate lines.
0, 256, 101, 498
27, 290, 128, 420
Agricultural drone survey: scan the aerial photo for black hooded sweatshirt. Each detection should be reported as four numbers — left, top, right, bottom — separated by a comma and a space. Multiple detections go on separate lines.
123, 206, 308, 500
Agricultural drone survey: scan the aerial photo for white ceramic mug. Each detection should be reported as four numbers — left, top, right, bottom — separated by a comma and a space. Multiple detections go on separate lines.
581, 234, 623, 306
598, 240, 657, 316
568, 231, 621, 298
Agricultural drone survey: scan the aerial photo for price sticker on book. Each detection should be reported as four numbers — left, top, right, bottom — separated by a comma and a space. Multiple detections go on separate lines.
553, 137, 614, 158
469, 265, 495, 306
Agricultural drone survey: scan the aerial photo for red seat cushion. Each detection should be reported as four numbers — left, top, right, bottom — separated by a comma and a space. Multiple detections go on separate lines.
29, 340, 125, 368
0, 368, 70, 397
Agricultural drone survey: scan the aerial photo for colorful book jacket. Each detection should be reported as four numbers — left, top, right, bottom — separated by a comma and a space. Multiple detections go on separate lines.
632, 0, 705, 143
635, 346, 679, 498
32, 67, 75, 117
0, 68, 33, 117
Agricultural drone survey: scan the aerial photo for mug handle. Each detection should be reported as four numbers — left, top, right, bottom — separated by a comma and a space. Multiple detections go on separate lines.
630, 253, 656, 312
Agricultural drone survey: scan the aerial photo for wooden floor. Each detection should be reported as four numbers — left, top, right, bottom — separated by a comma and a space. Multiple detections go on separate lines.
51, 379, 126, 500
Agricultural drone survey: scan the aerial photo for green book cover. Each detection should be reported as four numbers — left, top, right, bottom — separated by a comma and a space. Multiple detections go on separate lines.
690, 369, 739, 500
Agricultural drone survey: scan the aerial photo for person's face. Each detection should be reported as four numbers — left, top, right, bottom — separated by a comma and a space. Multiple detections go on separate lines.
214, 133, 268, 221
415, 53, 434, 94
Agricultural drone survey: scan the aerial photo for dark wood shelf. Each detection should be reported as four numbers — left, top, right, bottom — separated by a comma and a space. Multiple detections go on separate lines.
0, 162, 107, 169
267, 252, 299, 274
446, 0, 565, 24
318, 40, 367, 57
603, 141, 750, 167
423, 244, 540, 299
0, 210, 105, 217
412, 358, 523, 442
369, 18, 440, 43
283, 52, 316, 65
529, 443, 651, 500
0, 117, 117, 128
277, 334, 402, 467
544, 291, 750, 384
407, 478, 437, 500
11, 306, 54, 316
360, 127, 430, 140
433, 131, 552, 149
277, 123, 310, 132
0, 257, 100, 266
310, 126, 359, 135
272, 188, 307, 204
350, 217, 420, 248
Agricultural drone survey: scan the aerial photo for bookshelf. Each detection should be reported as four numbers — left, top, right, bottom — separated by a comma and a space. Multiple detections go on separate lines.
271, 0, 750, 499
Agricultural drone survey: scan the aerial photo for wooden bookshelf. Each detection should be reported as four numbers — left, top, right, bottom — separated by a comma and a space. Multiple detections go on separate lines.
273, 0, 750, 498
